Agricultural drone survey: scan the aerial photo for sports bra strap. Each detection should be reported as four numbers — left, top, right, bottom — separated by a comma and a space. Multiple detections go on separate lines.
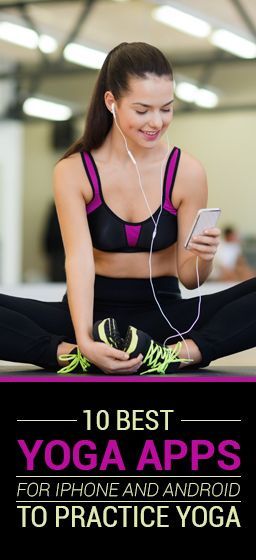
81, 151, 102, 214
163, 147, 180, 215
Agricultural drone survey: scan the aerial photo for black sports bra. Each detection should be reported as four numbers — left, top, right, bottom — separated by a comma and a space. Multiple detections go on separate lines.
81, 146, 181, 253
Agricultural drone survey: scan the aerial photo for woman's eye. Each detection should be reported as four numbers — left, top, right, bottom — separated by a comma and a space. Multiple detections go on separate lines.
135, 109, 171, 114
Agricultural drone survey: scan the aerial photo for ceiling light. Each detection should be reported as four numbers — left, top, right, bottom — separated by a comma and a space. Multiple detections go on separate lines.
38, 34, 58, 54
175, 82, 198, 103
195, 89, 218, 108
175, 82, 219, 108
0, 22, 38, 49
23, 98, 72, 121
64, 43, 107, 69
0, 21, 58, 54
210, 29, 256, 59
152, 5, 211, 38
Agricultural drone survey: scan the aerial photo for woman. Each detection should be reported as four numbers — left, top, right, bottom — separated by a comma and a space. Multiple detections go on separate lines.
0, 42, 255, 375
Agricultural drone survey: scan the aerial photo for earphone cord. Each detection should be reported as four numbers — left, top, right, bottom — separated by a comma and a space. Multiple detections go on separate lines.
133, 152, 194, 360
113, 110, 202, 361
116, 123, 157, 223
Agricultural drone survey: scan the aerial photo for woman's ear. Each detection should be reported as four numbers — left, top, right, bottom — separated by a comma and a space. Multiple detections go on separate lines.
104, 91, 115, 113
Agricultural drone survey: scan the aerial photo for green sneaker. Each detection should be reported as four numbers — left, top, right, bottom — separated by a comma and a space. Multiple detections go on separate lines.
57, 347, 91, 375
57, 318, 123, 375
92, 318, 192, 374
93, 317, 124, 349
123, 326, 192, 375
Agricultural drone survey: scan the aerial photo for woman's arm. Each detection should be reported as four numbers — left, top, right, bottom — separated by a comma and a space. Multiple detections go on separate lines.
53, 157, 95, 347
53, 157, 143, 374
176, 154, 220, 289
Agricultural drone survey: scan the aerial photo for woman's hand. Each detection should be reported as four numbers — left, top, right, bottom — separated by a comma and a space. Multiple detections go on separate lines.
187, 227, 221, 261
80, 339, 143, 375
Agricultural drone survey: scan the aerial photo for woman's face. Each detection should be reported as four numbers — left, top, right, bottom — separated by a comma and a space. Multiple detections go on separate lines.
113, 73, 174, 149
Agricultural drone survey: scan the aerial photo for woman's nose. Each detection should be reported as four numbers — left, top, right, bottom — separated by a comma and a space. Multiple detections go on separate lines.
148, 112, 163, 129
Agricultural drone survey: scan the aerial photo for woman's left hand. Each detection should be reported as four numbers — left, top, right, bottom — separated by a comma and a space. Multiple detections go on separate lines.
187, 227, 221, 261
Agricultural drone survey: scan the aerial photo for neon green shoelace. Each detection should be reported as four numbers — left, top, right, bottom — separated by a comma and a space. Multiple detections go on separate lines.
57, 347, 91, 375
140, 341, 192, 375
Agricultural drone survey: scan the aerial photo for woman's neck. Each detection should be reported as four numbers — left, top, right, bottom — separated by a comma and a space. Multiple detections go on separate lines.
100, 127, 168, 165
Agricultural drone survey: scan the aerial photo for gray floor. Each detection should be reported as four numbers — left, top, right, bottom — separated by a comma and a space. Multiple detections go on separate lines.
0, 364, 255, 377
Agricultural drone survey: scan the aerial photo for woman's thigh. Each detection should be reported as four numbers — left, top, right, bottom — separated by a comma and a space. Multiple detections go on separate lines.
93, 277, 256, 344
0, 293, 75, 340
185, 277, 256, 328
2, 277, 254, 346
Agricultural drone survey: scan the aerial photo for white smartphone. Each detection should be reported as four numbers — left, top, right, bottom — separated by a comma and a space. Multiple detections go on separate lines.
184, 208, 221, 249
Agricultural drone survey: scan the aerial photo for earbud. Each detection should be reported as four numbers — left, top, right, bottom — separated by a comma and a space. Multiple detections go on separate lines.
111, 103, 116, 115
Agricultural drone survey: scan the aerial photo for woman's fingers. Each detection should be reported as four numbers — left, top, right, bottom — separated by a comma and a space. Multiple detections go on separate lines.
187, 227, 221, 260
103, 354, 143, 374
188, 241, 217, 253
111, 354, 143, 372
86, 341, 144, 375
191, 235, 219, 246
105, 346, 129, 360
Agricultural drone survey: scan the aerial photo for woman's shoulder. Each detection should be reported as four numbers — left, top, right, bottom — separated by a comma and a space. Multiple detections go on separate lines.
181, 149, 207, 173
54, 153, 82, 188
172, 147, 207, 207
54, 151, 82, 173
178, 148, 206, 180
53, 152, 92, 201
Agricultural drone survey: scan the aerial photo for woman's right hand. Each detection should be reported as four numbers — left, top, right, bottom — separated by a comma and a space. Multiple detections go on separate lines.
80, 340, 143, 375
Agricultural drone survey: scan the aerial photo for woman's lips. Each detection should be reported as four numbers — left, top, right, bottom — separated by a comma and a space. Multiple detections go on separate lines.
139, 130, 160, 141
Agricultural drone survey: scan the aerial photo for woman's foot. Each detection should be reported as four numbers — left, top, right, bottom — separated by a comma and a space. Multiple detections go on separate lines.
57, 342, 77, 366
57, 344, 91, 374
168, 339, 202, 369
93, 318, 196, 374
122, 326, 192, 374
93, 318, 124, 348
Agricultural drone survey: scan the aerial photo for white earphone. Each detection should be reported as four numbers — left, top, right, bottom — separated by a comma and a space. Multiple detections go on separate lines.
111, 103, 136, 165
110, 100, 201, 358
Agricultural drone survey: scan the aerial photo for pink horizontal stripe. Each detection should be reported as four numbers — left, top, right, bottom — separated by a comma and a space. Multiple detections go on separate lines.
0, 376, 255, 383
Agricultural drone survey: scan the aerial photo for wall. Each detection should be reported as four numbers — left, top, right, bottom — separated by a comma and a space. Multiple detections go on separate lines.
0, 121, 23, 283
23, 121, 62, 281
172, 111, 255, 233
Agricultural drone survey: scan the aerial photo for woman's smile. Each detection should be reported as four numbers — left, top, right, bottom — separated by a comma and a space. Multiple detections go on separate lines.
138, 129, 161, 141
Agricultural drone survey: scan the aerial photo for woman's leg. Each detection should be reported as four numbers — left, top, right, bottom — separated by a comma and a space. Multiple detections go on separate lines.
105, 277, 256, 368
166, 278, 256, 367
0, 293, 76, 369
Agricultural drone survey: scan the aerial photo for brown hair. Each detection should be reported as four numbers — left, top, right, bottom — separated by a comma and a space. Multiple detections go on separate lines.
61, 42, 173, 159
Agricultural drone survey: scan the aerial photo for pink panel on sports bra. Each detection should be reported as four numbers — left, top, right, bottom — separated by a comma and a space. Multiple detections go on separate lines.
125, 224, 141, 247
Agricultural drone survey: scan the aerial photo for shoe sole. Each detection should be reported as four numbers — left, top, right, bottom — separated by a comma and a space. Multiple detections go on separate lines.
93, 318, 123, 349
123, 326, 138, 355
123, 325, 151, 359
